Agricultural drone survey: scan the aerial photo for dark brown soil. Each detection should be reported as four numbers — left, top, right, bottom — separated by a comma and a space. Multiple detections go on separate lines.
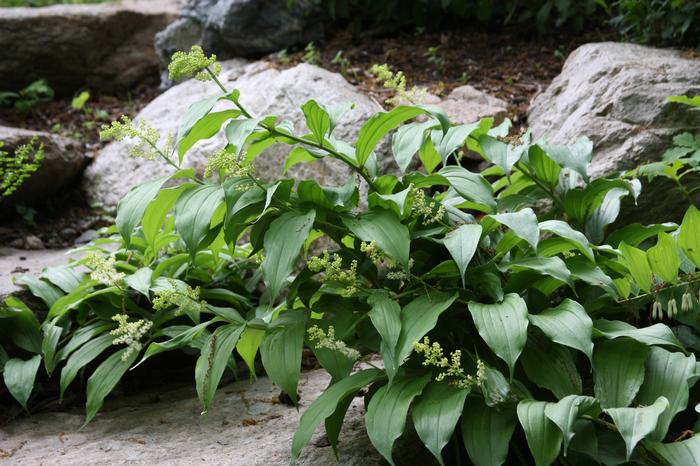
270, 24, 620, 125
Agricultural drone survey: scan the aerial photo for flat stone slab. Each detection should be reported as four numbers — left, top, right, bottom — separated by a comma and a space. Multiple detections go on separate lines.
0, 368, 389, 465
0, 247, 78, 298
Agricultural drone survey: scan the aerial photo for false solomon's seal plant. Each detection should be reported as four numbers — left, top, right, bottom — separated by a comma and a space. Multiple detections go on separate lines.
3, 46, 700, 465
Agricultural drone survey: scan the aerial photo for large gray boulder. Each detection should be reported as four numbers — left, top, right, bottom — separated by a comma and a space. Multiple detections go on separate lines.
0, 0, 184, 94
528, 42, 700, 178
155, 0, 322, 84
0, 126, 85, 214
83, 61, 384, 208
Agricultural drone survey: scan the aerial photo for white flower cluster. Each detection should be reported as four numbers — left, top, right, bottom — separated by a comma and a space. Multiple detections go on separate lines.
307, 325, 360, 360
83, 251, 125, 286
110, 314, 153, 361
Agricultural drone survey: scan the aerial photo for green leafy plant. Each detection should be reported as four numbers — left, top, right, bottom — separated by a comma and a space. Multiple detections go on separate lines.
331, 50, 350, 77
0, 79, 54, 112
425, 45, 446, 75
302, 42, 321, 65
610, 0, 700, 46
0, 138, 44, 198
4, 47, 700, 465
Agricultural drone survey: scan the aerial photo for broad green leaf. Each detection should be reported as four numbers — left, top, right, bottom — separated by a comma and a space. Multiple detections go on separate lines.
528, 145, 561, 187
260, 313, 306, 404
521, 333, 581, 398
284, 146, 320, 174
593, 338, 649, 408
479, 135, 526, 175
0, 296, 42, 353
544, 395, 600, 453
439, 166, 496, 212
586, 187, 633, 243
356, 105, 426, 167
443, 224, 482, 287
374, 186, 411, 216
343, 209, 410, 269
15, 275, 62, 308
178, 110, 239, 161
500, 256, 574, 290
461, 399, 517, 466
412, 381, 469, 465
539, 137, 592, 181
395, 292, 457, 369
667, 95, 700, 106
437, 122, 480, 160
678, 205, 700, 268
59, 333, 114, 400
517, 400, 563, 466
262, 209, 316, 303
56, 321, 113, 363
138, 322, 212, 367
290, 369, 383, 464
195, 323, 245, 412
3, 355, 41, 410
647, 434, 700, 466
174, 183, 225, 257
636, 347, 698, 441
142, 185, 187, 254
84, 348, 139, 425
116, 176, 170, 246
301, 100, 331, 145
487, 208, 539, 250
124, 267, 152, 298
392, 120, 437, 173
225, 117, 263, 158
468, 293, 529, 377
365, 373, 431, 466
368, 295, 402, 381
236, 327, 265, 376
539, 220, 594, 262
593, 319, 683, 349
618, 242, 653, 292
606, 222, 678, 247
647, 232, 681, 283
41, 321, 63, 375
605, 396, 669, 461
419, 132, 442, 173
41, 266, 83, 294
528, 299, 593, 361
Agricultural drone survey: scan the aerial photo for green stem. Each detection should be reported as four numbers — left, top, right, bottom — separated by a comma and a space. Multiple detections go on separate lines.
205, 66, 380, 193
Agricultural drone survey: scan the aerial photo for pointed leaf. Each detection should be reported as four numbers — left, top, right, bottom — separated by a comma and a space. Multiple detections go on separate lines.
443, 224, 482, 287
647, 233, 680, 283
368, 295, 402, 381
528, 299, 593, 361
260, 313, 306, 405
262, 209, 316, 303
544, 395, 600, 453
487, 208, 539, 250
461, 399, 517, 466
412, 381, 469, 465
605, 396, 669, 461
84, 348, 139, 425
678, 205, 700, 268
647, 434, 700, 466
343, 209, 410, 269
439, 166, 496, 212
195, 323, 245, 412
593, 338, 649, 408
356, 106, 426, 167
468, 293, 529, 376
517, 400, 563, 466
365, 374, 431, 466
3, 355, 41, 410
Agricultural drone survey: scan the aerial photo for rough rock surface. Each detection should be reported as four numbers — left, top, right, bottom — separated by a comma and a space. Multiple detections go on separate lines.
0, 0, 185, 94
0, 126, 85, 212
528, 42, 700, 177
155, 0, 321, 83
83, 61, 384, 208
0, 367, 429, 465
438, 85, 508, 124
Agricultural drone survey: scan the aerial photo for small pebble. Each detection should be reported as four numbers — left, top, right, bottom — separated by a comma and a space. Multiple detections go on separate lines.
60, 227, 78, 240
24, 235, 45, 250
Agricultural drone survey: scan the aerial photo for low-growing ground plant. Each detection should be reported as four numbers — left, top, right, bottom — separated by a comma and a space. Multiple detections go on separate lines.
3, 47, 700, 465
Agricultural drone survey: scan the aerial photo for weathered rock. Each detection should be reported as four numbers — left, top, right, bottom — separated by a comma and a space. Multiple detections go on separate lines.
155, 0, 322, 85
83, 61, 384, 208
0, 367, 430, 465
528, 42, 700, 177
439, 85, 508, 124
0, 0, 185, 94
0, 126, 85, 212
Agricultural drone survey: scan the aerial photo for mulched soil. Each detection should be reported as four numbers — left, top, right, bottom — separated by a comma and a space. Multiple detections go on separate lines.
0, 24, 619, 248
